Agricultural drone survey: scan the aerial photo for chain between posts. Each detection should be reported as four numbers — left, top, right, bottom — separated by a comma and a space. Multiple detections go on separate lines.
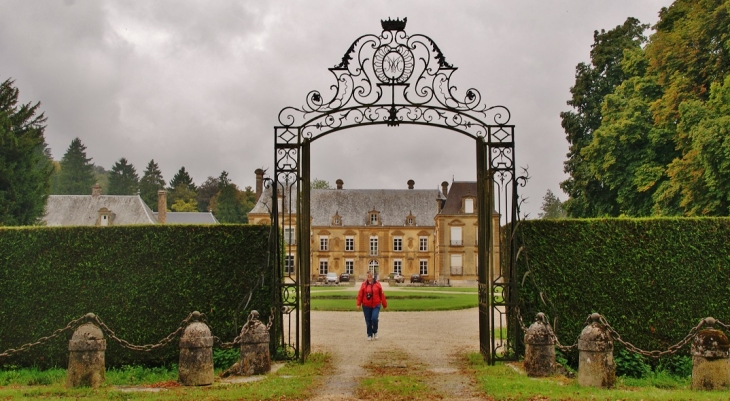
515, 308, 578, 353
90, 311, 204, 353
0, 314, 91, 359
214, 308, 275, 350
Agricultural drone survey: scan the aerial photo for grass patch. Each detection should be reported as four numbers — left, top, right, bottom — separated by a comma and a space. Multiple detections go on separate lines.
464, 352, 724, 401
357, 350, 440, 400
0, 353, 330, 400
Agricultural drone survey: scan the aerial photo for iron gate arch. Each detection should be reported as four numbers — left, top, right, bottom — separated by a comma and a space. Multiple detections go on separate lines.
270, 18, 524, 363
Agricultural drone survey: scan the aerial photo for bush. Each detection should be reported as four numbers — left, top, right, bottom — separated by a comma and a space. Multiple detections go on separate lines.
0, 224, 273, 368
516, 218, 730, 364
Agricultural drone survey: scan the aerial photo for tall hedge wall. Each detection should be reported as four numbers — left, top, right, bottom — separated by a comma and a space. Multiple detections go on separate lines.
0, 224, 273, 368
517, 218, 730, 360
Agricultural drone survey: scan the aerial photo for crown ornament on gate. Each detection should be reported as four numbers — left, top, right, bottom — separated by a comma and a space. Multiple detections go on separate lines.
381, 17, 407, 31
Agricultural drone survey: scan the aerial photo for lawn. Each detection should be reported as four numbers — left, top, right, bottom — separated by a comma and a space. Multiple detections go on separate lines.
310, 286, 479, 311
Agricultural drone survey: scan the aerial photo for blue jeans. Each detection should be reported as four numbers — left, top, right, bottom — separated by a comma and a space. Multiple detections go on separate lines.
362, 305, 381, 337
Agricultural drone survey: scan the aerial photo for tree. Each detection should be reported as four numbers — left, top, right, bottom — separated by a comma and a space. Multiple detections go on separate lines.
56, 138, 95, 195
213, 171, 244, 223
311, 178, 331, 189
196, 176, 220, 212
559, 17, 649, 217
167, 166, 196, 209
92, 165, 109, 194
108, 158, 139, 195
139, 159, 166, 211
538, 190, 567, 219
0, 78, 53, 225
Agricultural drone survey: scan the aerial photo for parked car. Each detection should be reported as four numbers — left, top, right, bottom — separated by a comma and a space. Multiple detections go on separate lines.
388, 272, 405, 283
339, 273, 350, 282
325, 272, 339, 284
410, 274, 423, 283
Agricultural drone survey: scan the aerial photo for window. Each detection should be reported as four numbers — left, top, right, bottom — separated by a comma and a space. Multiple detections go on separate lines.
284, 227, 296, 245
319, 236, 329, 251
419, 236, 428, 252
333, 216, 340, 225
370, 236, 378, 256
345, 236, 354, 251
450, 227, 462, 246
406, 214, 415, 226
319, 259, 328, 275
393, 259, 402, 275
464, 198, 474, 214
393, 236, 402, 252
450, 254, 463, 275
368, 259, 379, 274
419, 259, 428, 275
345, 259, 354, 274
475, 227, 478, 245
370, 212, 379, 225
285, 255, 295, 274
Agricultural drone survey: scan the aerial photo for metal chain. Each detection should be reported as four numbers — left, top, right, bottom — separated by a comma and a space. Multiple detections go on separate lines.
515, 308, 577, 353
214, 308, 275, 349
90, 311, 202, 352
0, 314, 91, 359
598, 314, 707, 359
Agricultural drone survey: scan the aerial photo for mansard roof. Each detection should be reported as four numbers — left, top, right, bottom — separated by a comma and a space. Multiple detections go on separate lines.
440, 181, 477, 215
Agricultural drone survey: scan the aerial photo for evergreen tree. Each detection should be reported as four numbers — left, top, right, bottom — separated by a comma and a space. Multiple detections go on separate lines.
168, 166, 196, 192
108, 157, 139, 195
57, 137, 95, 195
167, 166, 197, 209
538, 190, 567, 219
139, 159, 166, 211
0, 78, 53, 225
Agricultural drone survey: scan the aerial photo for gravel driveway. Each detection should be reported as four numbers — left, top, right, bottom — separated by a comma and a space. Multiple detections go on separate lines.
308, 283, 489, 400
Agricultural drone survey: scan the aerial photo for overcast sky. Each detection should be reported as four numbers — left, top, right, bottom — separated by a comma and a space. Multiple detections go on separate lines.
0, 0, 672, 217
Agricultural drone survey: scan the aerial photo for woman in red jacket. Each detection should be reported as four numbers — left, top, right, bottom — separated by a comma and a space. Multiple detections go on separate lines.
356, 271, 387, 340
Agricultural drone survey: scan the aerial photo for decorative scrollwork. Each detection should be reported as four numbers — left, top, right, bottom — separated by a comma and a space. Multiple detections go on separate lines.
276, 18, 512, 141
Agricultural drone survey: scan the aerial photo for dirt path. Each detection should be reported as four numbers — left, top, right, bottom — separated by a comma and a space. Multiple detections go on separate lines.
310, 303, 488, 400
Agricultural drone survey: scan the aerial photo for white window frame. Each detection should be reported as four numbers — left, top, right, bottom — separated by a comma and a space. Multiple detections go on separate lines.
319, 259, 328, 275
419, 259, 428, 275
370, 236, 378, 256
370, 213, 378, 225
450, 254, 463, 275
464, 198, 474, 214
393, 236, 402, 252
450, 227, 462, 246
319, 235, 329, 251
345, 236, 354, 251
284, 227, 296, 245
393, 259, 402, 275
345, 259, 354, 274
419, 236, 428, 252
368, 259, 379, 274
285, 255, 295, 274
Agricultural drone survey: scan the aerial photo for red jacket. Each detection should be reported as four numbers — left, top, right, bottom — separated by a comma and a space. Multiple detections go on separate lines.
357, 280, 387, 309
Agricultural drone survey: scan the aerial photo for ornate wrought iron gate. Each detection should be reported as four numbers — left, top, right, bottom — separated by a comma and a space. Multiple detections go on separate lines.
272, 18, 523, 363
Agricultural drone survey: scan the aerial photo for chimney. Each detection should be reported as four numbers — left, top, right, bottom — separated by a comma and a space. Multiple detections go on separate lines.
255, 168, 265, 202
407, 179, 415, 189
441, 181, 449, 197
336, 179, 343, 190
157, 190, 167, 224
92, 183, 102, 197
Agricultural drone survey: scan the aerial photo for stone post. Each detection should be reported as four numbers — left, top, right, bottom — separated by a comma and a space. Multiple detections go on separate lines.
691, 320, 730, 390
523, 312, 556, 377
67, 321, 106, 388
240, 310, 271, 376
178, 313, 214, 386
578, 313, 615, 388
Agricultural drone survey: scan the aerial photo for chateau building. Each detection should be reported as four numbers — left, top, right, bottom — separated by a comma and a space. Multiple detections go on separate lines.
247, 170, 498, 285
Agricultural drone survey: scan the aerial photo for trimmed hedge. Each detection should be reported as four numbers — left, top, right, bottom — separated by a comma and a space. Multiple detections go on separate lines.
0, 224, 273, 368
516, 218, 730, 361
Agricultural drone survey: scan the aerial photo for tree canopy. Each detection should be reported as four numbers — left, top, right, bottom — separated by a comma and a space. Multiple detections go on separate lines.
139, 159, 165, 211
0, 78, 53, 225
561, 0, 730, 216
538, 190, 567, 219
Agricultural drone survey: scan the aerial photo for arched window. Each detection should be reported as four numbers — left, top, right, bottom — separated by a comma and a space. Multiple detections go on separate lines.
368, 259, 379, 275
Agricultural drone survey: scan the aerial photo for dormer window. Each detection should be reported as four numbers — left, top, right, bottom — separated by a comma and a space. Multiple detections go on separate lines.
463, 197, 475, 214
405, 213, 416, 226
332, 212, 342, 226
368, 210, 380, 226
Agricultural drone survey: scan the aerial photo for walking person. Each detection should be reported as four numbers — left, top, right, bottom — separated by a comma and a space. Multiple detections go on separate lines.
356, 271, 387, 341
